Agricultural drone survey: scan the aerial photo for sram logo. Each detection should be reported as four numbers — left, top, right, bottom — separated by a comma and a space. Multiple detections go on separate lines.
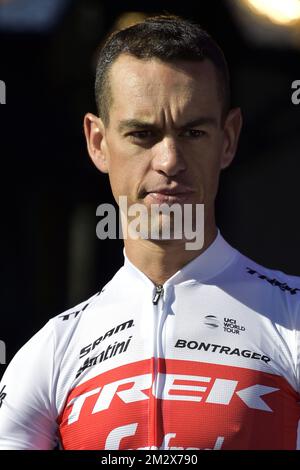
66, 372, 279, 424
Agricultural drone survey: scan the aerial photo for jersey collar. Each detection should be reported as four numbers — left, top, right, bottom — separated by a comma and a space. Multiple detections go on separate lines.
122, 230, 237, 287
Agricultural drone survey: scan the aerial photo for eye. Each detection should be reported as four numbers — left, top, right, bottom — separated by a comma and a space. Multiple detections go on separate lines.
180, 129, 206, 138
128, 130, 154, 139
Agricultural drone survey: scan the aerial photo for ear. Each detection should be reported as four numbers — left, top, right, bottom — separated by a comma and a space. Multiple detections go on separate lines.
220, 107, 242, 170
83, 112, 109, 173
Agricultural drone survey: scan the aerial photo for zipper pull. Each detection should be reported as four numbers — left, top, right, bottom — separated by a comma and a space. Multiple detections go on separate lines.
152, 284, 164, 305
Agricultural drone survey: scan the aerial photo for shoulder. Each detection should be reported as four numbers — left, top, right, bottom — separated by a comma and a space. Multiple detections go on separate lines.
222, 248, 300, 331
235, 250, 300, 296
4, 289, 105, 374
51, 267, 126, 329
53, 289, 103, 325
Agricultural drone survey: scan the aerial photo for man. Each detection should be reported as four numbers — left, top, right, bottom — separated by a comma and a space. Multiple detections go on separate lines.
0, 15, 299, 450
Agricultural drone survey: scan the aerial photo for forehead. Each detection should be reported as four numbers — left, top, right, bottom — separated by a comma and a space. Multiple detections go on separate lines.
108, 54, 221, 123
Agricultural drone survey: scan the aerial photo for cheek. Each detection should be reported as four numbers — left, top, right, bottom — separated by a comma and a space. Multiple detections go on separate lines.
108, 167, 130, 200
190, 153, 221, 202
107, 154, 145, 201
192, 156, 220, 184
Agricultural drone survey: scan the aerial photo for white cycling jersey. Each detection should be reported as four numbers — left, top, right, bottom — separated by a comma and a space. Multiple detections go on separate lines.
0, 231, 300, 450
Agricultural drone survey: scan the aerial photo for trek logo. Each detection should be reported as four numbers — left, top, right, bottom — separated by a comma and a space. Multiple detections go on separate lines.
59, 302, 90, 321
246, 267, 300, 295
59, 291, 101, 321
66, 372, 279, 424
105, 423, 225, 450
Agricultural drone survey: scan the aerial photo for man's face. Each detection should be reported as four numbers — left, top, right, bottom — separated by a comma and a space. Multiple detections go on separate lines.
87, 54, 241, 238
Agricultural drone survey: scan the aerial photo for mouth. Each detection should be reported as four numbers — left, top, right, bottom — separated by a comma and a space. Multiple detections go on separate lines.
144, 187, 195, 205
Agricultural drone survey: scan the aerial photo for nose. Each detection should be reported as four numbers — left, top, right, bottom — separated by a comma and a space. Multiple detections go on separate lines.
151, 137, 186, 177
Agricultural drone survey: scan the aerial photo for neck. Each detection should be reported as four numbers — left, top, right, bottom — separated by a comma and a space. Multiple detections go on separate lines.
124, 223, 218, 286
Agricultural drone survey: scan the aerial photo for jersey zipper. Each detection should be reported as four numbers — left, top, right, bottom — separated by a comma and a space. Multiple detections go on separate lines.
150, 284, 164, 449
152, 284, 163, 305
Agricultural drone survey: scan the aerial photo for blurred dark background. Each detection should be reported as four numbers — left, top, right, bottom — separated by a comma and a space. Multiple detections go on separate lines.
1, 0, 300, 370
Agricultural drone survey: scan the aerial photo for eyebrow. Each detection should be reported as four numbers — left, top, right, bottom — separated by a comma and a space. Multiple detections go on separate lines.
180, 117, 218, 129
117, 116, 218, 133
118, 119, 155, 133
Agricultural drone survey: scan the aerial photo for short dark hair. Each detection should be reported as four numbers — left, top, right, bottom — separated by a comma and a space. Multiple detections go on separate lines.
95, 15, 230, 126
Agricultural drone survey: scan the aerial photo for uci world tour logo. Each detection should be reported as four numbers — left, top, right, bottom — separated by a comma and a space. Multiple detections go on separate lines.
203, 315, 220, 328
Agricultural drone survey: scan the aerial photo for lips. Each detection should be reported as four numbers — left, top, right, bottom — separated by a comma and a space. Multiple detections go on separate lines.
145, 186, 195, 204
